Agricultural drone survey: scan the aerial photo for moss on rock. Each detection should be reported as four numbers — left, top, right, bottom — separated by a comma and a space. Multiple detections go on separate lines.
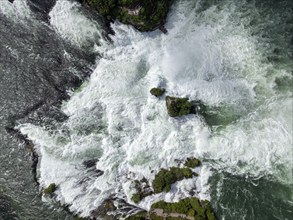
165, 96, 192, 117
152, 167, 194, 193
131, 193, 142, 204
131, 178, 153, 203
150, 87, 165, 97
184, 158, 201, 168
85, 0, 171, 31
43, 183, 56, 195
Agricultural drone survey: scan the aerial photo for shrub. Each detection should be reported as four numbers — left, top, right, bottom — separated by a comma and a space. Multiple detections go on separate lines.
131, 178, 153, 203
184, 158, 201, 168
152, 167, 194, 193
131, 193, 142, 204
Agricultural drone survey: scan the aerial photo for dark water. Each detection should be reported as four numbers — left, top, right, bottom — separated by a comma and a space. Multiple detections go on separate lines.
203, 0, 293, 219
0, 0, 103, 219
210, 172, 293, 220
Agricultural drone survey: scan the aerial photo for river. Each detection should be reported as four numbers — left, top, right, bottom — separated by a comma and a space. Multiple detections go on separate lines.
1, 0, 292, 219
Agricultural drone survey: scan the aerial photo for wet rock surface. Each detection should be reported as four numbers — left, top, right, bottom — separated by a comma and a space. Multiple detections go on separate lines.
150, 87, 166, 97
83, 0, 171, 32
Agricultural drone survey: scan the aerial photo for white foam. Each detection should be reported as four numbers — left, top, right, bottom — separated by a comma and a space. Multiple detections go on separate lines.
49, 0, 106, 49
18, 0, 293, 216
0, 0, 32, 21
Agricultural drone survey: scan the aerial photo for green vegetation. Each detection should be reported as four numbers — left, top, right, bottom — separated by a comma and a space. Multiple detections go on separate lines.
152, 167, 195, 193
131, 193, 142, 204
125, 197, 216, 220
149, 214, 163, 220
131, 178, 153, 203
165, 96, 192, 117
125, 211, 147, 220
85, 0, 171, 31
43, 183, 56, 195
74, 217, 88, 220
150, 87, 166, 97
86, 0, 117, 19
151, 198, 216, 220
126, 162, 215, 220
184, 158, 201, 168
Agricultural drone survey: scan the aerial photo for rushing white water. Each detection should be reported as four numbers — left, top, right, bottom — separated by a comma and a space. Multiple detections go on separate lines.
0, 0, 32, 21
49, 0, 106, 50
17, 0, 292, 217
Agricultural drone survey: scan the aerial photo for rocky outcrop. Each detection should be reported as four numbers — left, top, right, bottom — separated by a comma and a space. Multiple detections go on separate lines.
166, 96, 192, 117
84, 0, 171, 32
43, 183, 57, 195
166, 96, 207, 118
126, 158, 216, 220
150, 87, 165, 97
131, 178, 153, 204
184, 157, 201, 168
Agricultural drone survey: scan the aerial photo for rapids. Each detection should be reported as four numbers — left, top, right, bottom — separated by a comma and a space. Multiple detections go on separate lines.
2, 0, 292, 219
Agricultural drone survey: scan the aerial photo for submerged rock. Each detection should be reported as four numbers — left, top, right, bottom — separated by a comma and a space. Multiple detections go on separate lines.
190, 100, 207, 116
82, 159, 98, 168
43, 183, 56, 195
84, 0, 171, 31
150, 87, 165, 97
165, 96, 192, 117
95, 169, 104, 177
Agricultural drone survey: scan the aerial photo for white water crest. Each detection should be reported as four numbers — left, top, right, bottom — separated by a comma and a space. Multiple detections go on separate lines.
49, 0, 106, 50
0, 0, 32, 21
18, 0, 292, 217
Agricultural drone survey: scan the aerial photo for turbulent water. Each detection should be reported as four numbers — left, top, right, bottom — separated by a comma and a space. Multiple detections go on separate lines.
1, 0, 292, 219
